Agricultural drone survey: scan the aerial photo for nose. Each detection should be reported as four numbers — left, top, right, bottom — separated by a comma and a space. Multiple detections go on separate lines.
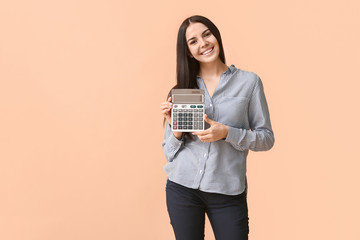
199, 38, 209, 48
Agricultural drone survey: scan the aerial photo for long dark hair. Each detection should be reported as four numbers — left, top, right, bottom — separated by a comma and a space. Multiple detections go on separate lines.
163, 15, 227, 140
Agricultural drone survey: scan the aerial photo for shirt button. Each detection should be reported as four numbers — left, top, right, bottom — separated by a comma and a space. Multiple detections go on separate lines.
210, 104, 212, 107
199, 170, 203, 174
203, 153, 207, 158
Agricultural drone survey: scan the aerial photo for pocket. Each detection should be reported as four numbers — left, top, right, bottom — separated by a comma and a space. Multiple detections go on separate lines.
217, 97, 249, 128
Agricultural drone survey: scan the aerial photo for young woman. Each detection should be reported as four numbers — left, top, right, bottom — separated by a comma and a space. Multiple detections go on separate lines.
160, 15, 275, 240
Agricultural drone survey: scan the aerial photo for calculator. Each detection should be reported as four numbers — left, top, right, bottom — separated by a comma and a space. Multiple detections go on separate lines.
171, 89, 205, 132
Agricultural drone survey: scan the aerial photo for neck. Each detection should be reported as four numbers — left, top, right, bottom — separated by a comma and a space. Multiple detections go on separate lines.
198, 59, 228, 80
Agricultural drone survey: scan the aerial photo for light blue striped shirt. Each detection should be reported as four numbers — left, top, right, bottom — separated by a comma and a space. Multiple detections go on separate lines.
162, 64, 275, 195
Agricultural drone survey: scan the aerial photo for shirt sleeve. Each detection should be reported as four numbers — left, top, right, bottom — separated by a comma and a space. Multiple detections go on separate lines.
224, 76, 275, 151
162, 122, 185, 162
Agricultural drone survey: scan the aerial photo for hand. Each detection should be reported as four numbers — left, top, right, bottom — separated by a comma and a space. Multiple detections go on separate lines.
160, 96, 173, 124
192, 114, 229, 142
160, 96, 183, 140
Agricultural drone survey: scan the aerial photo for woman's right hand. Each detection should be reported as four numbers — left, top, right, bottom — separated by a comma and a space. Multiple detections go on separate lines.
161, 97, 183, 140
160, 96, 173, 124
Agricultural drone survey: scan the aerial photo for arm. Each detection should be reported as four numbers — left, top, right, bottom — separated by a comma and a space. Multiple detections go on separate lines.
225, 76, 275, 151
162, 122, 185, 162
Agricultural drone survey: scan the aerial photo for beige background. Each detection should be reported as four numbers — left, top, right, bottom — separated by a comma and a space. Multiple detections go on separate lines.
0, 0, 359, 239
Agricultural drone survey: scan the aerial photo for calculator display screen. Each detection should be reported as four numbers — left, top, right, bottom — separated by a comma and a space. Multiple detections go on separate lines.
173, 94, 203, 104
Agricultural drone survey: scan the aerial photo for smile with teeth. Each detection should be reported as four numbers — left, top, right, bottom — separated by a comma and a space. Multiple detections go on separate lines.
201, 47, 214, 55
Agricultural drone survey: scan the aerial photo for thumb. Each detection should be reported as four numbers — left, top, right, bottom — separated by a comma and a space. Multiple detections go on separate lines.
204, 114, 214, 125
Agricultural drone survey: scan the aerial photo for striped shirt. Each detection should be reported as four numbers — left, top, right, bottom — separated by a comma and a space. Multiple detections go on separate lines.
162, 64, 275, 195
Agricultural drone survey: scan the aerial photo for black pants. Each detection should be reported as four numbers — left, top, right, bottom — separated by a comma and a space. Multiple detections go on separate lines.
166, 179, 249, 240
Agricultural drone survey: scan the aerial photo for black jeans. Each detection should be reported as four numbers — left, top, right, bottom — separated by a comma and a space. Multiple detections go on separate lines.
166, 179, 249, 240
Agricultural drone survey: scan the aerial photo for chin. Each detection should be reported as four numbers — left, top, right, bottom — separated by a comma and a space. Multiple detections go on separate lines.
200, 54, 219, 63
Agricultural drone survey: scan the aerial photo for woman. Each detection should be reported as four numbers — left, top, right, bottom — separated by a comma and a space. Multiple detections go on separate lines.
160, 15, 275, 240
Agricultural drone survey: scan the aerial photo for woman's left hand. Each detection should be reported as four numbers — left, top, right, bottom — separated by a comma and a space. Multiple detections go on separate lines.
192, 114, 229, 142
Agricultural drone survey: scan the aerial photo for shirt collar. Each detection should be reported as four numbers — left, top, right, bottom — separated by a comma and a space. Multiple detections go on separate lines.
226, 64, 236, 74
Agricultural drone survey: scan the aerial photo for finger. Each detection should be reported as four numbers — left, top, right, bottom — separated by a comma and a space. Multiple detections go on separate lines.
204, 114, 215, 124
161, 108, 171, 114
202, 134, 215, 142
160, 107, 171, 113
160, 104, 172, 110
192, 131, 203, 136
161, 110, 171, 117
161, 102, 173, 107
192, 128, 211, 136
198, 135, 211, 142
167, 96, 172, 102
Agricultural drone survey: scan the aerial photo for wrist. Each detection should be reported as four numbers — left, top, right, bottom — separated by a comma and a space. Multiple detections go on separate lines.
222, 125, 229, 139
173, 131, 183, 140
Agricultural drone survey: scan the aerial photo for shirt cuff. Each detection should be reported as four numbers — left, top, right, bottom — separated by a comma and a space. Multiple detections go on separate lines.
167, 125, 184, 149
224, 126, 246, 145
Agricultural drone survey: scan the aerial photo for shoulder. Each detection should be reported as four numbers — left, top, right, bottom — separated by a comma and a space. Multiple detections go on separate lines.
232, 67, 261, 86
224, 66, 262, 98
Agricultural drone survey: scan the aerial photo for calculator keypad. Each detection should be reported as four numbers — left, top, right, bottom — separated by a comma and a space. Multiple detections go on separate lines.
172, 104, 204, 132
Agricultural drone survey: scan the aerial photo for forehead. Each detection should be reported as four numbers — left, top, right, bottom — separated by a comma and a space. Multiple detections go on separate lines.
185, 22, 208, 39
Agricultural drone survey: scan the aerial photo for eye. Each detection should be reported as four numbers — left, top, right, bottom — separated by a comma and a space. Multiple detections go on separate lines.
190, 40, 197, 45
205, 32, 212, 37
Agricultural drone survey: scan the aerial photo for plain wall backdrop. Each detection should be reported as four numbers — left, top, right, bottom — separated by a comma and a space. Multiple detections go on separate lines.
1, 0, 359, 239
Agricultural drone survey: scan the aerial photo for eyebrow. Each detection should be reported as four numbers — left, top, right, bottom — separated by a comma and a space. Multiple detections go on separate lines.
187, 29, 210, 42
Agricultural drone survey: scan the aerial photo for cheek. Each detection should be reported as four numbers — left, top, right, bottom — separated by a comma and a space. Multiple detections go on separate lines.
188, 46, 197, 55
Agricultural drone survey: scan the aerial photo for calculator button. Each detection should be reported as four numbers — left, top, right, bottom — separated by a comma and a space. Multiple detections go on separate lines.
199, 123, 203, 129
189, 113, 193, 117
189, 118, 193, 121
173, 113, 177, 117
174, 105, 178, 108
173, 109, 177, 112
178, 122, 182, 125
178, 126, 182, 129
194, 109, 198, 112
197, 105, 203, 108
188, 126, 192, 130
199, 109, 203, 112
179, 113, 183, 116
173, 126, 177, 129
184, 113, 188, 117
188, 122, 192, 125
194, 118, 198, 121
190, 105, 196, 108
179, 109, 183, 112
173, 121, 177, 125
183, 126, 187, 129
183, 122, 187, 125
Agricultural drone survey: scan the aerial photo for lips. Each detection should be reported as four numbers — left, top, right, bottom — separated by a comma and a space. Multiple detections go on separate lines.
200, 47, 214, 55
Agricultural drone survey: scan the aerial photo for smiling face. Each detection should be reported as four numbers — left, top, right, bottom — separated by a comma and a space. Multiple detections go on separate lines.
185, 22, 220, 63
